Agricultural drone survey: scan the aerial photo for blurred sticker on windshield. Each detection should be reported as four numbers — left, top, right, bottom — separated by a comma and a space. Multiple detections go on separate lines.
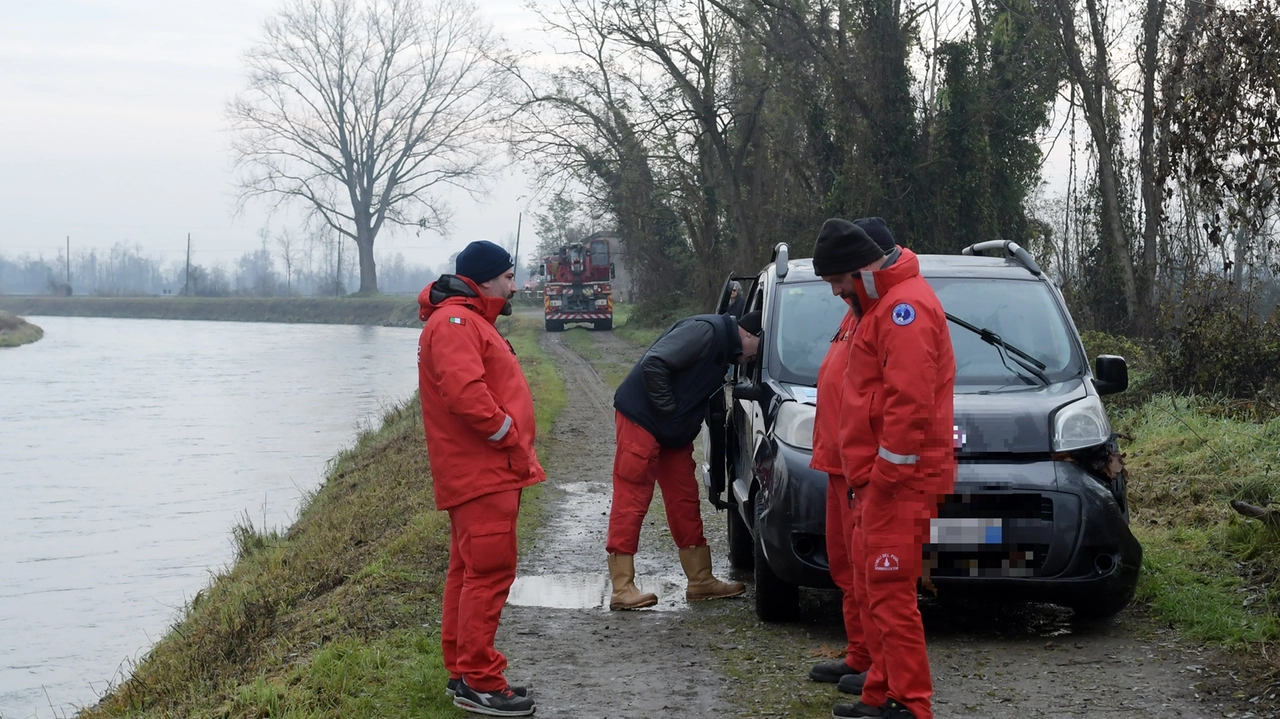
891, 303, 916, 326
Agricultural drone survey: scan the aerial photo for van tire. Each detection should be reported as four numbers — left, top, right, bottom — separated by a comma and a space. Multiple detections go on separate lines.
753, 493, 799, 622
727, 503, 754, 571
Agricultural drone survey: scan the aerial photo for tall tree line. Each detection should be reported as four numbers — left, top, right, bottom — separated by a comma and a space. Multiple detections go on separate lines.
512, 0, 1280, 331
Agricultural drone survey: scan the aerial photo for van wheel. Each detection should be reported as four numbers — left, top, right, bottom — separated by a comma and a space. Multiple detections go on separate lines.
753, 493, 799, 622
727, 503, 754, 571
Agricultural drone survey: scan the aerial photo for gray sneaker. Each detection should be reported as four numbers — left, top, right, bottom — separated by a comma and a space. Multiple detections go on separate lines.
453, 679, 536, 716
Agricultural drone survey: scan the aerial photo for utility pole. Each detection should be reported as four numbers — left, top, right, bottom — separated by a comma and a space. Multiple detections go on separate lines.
65, 236, 71, 289
513, 213, 522, 283
335, 234, 342, 296
184, 233, 192, 296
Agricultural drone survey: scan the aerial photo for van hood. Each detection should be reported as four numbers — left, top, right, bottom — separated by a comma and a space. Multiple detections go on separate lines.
953, 379, 1089, 455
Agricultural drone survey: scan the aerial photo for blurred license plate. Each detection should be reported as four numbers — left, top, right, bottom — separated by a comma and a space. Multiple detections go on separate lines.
930, 518, 1002, 544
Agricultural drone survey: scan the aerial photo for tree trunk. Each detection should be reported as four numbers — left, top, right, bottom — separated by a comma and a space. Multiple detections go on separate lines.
356, 232, 378, 294
1138, 0, 1166, 328
1053, 0, 1140, 322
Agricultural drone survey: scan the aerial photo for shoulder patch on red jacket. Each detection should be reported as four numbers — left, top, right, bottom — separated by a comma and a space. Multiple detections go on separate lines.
448, 316, 467, 326
891, 303, 916, 326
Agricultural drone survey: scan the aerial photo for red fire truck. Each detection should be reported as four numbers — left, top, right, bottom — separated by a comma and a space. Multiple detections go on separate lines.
540, 236, 615, 332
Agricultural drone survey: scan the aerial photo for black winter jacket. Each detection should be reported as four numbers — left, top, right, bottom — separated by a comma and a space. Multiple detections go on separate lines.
613, 313, 742, 447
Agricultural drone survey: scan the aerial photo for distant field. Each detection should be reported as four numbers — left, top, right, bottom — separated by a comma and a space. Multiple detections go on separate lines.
0, 296, 421, 327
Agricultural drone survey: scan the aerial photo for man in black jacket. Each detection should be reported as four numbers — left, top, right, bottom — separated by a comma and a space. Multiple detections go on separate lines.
605, 311, 763, 610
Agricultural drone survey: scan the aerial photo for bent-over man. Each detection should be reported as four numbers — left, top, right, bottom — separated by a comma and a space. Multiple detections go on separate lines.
606, 311, 763, 610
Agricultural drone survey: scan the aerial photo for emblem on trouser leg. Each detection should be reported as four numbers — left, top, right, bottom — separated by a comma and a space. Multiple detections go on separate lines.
874, 553, 900, 571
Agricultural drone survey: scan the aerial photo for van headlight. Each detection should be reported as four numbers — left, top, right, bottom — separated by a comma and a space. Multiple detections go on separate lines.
775, 401, 816, 451
1052, 396, 1112, 451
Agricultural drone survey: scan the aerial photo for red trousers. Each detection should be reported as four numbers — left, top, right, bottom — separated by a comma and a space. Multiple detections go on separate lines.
442, 488, 522, 691
826, 475, 871, 671
852, 482, 934, 719
606, 412, 706, 555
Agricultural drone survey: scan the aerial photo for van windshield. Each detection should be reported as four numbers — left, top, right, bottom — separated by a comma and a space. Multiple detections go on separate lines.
769, 278, 1082, 387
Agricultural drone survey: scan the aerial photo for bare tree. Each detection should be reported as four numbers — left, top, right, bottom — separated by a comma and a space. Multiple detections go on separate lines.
230, 0, 509, 294
275, 229, 301, 293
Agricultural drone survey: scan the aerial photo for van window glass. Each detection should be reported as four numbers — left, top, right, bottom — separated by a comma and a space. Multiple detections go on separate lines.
931, 277, 1081, 386
771, 282, 850, 382
767, 278, 1082, 387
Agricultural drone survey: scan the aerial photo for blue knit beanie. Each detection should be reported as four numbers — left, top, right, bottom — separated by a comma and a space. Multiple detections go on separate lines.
455, 240, 513, 284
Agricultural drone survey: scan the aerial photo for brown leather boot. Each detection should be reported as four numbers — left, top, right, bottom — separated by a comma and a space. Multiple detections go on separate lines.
608, 553, 658, 610
679, 545, 746, 602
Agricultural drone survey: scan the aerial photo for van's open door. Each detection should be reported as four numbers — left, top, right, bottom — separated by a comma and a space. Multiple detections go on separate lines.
705, 273, 759, 510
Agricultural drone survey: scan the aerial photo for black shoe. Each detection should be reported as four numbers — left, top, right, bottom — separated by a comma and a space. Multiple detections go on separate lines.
453, 678, 536, 716
809, 659, 863, 683
836, 669, 868, 694
882, 699, 916, 719
447, 678, 528, 698
832, 702, 884, 718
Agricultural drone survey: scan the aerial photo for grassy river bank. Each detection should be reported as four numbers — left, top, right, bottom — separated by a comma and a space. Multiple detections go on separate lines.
0, 310, 43, 347
77, 314, 564, 719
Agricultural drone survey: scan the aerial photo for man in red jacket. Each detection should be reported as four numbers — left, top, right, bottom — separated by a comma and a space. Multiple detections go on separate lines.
807, 218, 898, 694
418, 240, 544, 717
815, 220, 956, 719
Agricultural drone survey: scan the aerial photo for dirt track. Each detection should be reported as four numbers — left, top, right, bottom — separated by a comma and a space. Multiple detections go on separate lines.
497, 327, 1270, 719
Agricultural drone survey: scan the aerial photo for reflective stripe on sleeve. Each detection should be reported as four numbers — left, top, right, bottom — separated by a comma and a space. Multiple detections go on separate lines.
877, 446, 918, 465
488, 415, 513, 442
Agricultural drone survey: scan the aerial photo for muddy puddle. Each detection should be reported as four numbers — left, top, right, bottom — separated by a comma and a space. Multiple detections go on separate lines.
507, 573, 688, 611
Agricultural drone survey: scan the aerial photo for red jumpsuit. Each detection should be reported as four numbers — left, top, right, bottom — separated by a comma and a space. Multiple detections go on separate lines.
809, 306, 871, 672
839, 248, 956, 719
605, 413, 706, 554
418, 275, 546, 692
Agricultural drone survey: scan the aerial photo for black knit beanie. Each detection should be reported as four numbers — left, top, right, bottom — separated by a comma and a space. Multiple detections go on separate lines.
853, 217, 897, 252
737, 310, 763, 336
812, 219, 885, 277
455, 240, 513, 284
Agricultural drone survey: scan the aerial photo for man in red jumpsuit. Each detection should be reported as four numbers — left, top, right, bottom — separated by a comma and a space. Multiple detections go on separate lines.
418, 240, 544, 717
605, 311, 762, 610
807, 218, 898, 694
815, 220, 956, 719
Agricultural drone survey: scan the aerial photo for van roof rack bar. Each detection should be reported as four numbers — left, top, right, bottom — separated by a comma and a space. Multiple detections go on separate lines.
960, 240, 1042, 277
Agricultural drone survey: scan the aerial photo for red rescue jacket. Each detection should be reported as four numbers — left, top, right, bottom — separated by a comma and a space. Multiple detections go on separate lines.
810, 305, 856, 477
838, 248, 956, 495
417, 275, 546, 510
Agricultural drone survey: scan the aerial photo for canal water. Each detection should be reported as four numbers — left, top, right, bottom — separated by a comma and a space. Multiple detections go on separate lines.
0, 316, 422, 718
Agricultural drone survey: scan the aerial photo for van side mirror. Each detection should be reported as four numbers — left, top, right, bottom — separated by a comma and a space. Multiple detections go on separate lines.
1094, 355, 1128, 395
733, 380, 764, 403
610, 262, 616, 280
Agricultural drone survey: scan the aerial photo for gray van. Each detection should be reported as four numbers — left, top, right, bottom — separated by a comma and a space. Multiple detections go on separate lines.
704, 241, 1141, 621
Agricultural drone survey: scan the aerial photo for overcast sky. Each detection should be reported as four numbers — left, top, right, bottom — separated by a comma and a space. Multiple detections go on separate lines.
0, 1, 1079, 273
0, 0, 542, 270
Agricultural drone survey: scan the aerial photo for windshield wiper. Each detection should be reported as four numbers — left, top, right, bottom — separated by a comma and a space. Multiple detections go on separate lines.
945, 313, 1050, 386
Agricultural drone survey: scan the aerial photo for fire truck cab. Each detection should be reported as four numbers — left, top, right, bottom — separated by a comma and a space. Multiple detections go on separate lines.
540, 236, 615, 332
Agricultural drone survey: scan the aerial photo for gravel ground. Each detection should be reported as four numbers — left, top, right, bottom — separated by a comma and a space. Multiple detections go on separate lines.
496, 326, 1271, 719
